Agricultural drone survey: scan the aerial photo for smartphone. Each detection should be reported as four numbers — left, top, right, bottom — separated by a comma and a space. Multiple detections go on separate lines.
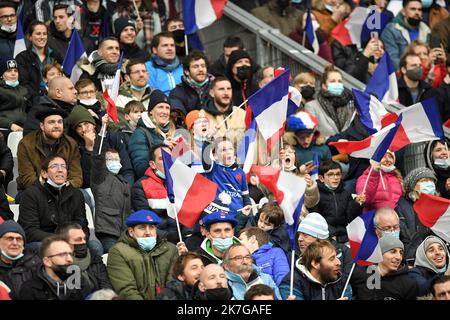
430, 35, 441, 49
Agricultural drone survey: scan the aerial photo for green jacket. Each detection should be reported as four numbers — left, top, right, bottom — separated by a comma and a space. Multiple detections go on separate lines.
107, 230, 178, 300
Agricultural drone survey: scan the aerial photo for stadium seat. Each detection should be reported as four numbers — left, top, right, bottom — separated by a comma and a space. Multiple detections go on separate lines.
9, 203, 19, 222
7, 131, 23, 158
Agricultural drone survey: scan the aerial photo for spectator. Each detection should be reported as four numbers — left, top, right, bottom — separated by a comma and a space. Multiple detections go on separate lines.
156, 252, 204, 300
421, 0, 448, 28
238, 227, 290, 286
209, 35, 244, 77
431, 274, 450, 300
255, 65, 274, 88
304, 65, 355, 138
128, 89, 176, 178
351, 236, 418, 300
107, 210, 178, 300
0, 220, 41, 299
18, 155, 89, 245
311, 0, 350, 37
0, 1, 17, 58
381, 0, 431, 70
79, 0, 111, 52
184, 110, 211, 171
0, 58, 28, 133
16, 20, 62, 100
244, 284, 276, 300
0, 137, 12, 211
292, 72, 317, 107
17, 107, 82, 191
424, 139, 450, 199
279, 239, 352, 300
114, 17, 149, 61
432, 15, 450, 55
409, 235, 450, 296
166, 18, 190, 59
169, 50, 212, 118
75, 78, 103, 126
368, 0, 395, 18
145, 31, 183, 95
434, 60, 450, 122
192, 263, 232, 300
56, 223, 113, 292
222, 243, 281, 300
42, 61, 63, 90
120, 100, 144, 147
18, 235, 90, 300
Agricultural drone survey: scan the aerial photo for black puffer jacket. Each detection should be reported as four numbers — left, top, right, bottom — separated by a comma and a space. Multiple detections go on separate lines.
0, 29, 15, 58
156, 278, 194, 300
18, 179, 89, 243
0, 80, 29, 130
168, 76, 212, 116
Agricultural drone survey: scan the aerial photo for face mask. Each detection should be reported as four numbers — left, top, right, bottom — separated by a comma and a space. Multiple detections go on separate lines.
325, 4, 335, 12
130, 84, 149, 92
52, 264, 71, 281
79, 98, 98, 106
172, 29, 185, 43
421, 0, 433, 7
236, 65, 252, 81
434, 158, 450, 169
212, 237, 233, 252
382, 231, 400, 239
0, 24, 16, 33
419, 181, 436, 195
405, 67, 423, 81
407, 17, 421, 27
324, 182, 338, 190
327, 83, 344, 95
47, 178, 64, 190
301, 85, 315, 100
106, 160, 122, 175
5, 79, 19, 87
438, 265, 447, 273
291, 0, 303, 3
155, 169, 166, 180
1, 250, 24, 261
190, 77, 209, 87
381, 165, 396, 172
73, 243, 88, 259
205, 287, 232, 300
136, 236, 157, 252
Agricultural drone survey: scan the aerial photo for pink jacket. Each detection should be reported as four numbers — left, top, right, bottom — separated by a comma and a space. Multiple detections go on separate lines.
356, 167, 403, 210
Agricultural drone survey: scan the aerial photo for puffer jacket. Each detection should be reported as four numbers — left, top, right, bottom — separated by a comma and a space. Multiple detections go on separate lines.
0, 29, 15, 58
107, 230, 178, 300
0, 80, 29, 129
168, 75, 211, 116
252, 243, 290, 286
116, 82, 152, 127
145, 57, 183, 96
156, 278, 194, 300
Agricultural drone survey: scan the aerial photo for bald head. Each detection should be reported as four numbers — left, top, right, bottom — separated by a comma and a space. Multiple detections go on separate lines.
48, 76, 77, 104
374, 208, 400, 238
198, 264, 228, 292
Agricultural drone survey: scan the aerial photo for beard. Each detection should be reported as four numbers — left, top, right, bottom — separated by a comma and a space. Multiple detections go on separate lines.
319, 264, 340, 283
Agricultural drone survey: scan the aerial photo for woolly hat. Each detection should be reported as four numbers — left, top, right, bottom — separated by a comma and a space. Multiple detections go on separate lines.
297, 212, 329, 239
379, 235, 404, 255
202, 211, 238, 228
404, 167, 437, 195
227, 49, 252, 68
185, 110, 208, 130
0, 220, 26, 242
35, 107, 68, 122
0, 58, 17, 77
148, 89, 169, 112
114, 17, 136, 39
126, 210, 161, 227
287, 111, 318, 134
68, 105, 96, 130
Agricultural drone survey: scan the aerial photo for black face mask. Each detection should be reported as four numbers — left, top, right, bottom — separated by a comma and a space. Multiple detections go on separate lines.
52, 264, 71, 281
407, 17, 421, 27
73, 243, 88, 259
205, 287, 232, 300
301, 85, 315, 100
236, 65, 252, 81
172, 29, 185, 43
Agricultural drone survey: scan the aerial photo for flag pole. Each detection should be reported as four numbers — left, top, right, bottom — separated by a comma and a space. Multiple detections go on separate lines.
184, 34, 189, 56
131, 0, 141, 20
173, 204, 183, 244
379, 171, 386, 190
215, 99, 248, 129
98, 122, 107, 155
289, 250, 295, 298
340, 263, 356, 298
362, 166, 374, 194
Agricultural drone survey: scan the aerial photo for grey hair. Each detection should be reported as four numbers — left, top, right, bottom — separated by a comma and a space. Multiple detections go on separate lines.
373, 208, 399, 227
222, 243, 247, 264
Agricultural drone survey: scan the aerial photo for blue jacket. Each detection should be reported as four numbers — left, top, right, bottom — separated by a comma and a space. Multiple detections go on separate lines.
145, 59, 183, 96
225, 266, 281, 300
252, 243, 290, 286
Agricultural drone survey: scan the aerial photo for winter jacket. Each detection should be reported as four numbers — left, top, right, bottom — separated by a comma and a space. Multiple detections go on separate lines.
398, 77, 436, 107
0, 137, 14, 191
79, 3, 111, 53
17, 129, 82, 191
434, 81, 450, 123
279, 261, 352, 300
293, 141, 332, 165
18, 179, 89, 243
156, 278, 194, 300
311, 181, 363, 243
120, 43, 149, 61
107, 230, 178, 300
196, 237, 241, 266
48, 23, 93, 62
351, 264, 418, 300
381, 12, 431, 70
145, 57, 183, 96
225, 66, 260, 110
168, 76, 211, 116
225, 266, 281, 300
209, 54, 227, 77
0, 29, 15, 58
252, 243, 290, 286
90, 153, 131, 239
116, 83, 152, 127
0, 251, 41, 299
0, 80, 29, 130
72, 249, 112, 294
423, 138, 450, 199
356, 167, 403, 210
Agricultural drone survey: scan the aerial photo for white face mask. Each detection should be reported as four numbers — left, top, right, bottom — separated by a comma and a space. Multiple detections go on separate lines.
434, 158, 450, 169
79, 98, 98, 106
325, 4, 334, 12
380, 165, 396, 173
1, 24, 16, 33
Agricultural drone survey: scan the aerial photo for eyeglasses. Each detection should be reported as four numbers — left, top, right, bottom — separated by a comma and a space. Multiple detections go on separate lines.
376, 225, 400, 232
229, 255, 253, 262
325, 172, 342, 178
1, 236, 24, 243
47, 252, 73, 259
48, 164, 67, 170
0, 14, 16, 20
78, 90, 97, 97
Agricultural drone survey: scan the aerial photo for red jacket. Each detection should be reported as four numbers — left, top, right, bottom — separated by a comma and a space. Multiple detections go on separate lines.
422, 63, 447, 88
131, 167, 168, 212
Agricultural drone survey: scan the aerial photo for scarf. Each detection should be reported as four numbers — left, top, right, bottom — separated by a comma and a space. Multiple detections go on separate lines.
183, 75, 210, 97
119, 6, 155, 54
150, 54, 180, 72
317, 88, 353, 132
91, 51, 119, 76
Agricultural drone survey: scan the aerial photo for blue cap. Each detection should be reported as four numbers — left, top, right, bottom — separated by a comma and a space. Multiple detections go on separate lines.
126, 210, 161, 227
202, 211, 238, 228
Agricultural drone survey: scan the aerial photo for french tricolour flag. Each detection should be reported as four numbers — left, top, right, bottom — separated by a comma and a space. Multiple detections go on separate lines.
330, 7, 391, 48
329, 121, 399, 162
237, 119, 257, 180
62, 30, 87, 84
414, 194, 450, 242
381, 97, 444, 151
13, 12, 26, 58
162, 149, 218, 228
347, 210, 383, 265
102, 53, 123, 124
353, 88, 389, 134
252, 165, 306, 249
305, 9, 319, 54
310, 152, 319, 181
365, 52, 398, 104
183, 0, 227, 34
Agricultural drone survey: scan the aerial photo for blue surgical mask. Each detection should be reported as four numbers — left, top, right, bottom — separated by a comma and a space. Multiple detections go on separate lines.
381, 165, 396, 173
5, 80, 19, 87
327, 83, 344, 95
291, 0, 302, 3
136, 236, 157, 251
106, 160, 122, 175
130, 84, 149, 92
1, 250, 24, 261
324, 182, 338, 191
212, 237, 233, 252
47, 178, 64, 190
438, 266, 447, 273
382, 231, 400, 239
434, 159, 450, 169
155, 169, 166, 180
421, 0, 433, 8
419, 181, 436, 195
191, 77, 209, 87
